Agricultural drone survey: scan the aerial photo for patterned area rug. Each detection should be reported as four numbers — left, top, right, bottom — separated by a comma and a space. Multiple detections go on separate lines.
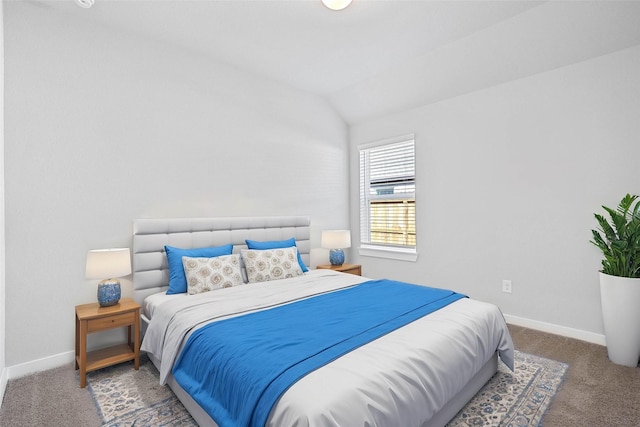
87, 355, 196, 427
447, 351, 568, 426
88, 351, 567, 427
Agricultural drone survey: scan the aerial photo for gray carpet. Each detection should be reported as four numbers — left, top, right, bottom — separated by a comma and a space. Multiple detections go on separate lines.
1, 325, 639, 426
0, 362, 101, 426
509, 325, 640, 426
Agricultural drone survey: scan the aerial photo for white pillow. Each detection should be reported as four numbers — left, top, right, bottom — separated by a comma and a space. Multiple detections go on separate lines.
182, 254, 243, 295
241, 247, 304, 283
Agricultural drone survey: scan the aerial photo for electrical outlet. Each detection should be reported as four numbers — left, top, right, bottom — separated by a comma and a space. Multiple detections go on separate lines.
502, 280, 512, 294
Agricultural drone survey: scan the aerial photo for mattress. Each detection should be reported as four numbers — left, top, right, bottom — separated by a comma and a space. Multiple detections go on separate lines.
141, 270, 514, 426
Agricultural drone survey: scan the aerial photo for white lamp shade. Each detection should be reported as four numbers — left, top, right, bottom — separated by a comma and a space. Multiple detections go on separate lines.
86, 248, 132, 279
321, 230, 351, 249
322, 0, 352, 11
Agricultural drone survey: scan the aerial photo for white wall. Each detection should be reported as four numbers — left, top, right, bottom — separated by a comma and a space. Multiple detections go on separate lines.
350, 45, 640, 342
0, 0, 8, 401
3, 2, 348, 369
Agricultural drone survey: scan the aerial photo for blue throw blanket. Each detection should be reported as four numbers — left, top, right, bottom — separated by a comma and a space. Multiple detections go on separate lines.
172, 279, 466, 427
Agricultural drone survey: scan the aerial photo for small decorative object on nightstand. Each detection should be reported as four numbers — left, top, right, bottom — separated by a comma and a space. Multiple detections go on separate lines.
321, 230, 351, 266
317, 263, 362, 276
86, 248, 131, 307
75, 298, 140, 388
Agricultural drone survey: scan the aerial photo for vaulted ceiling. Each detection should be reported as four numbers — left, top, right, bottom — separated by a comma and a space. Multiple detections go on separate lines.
41, 0, 640, 124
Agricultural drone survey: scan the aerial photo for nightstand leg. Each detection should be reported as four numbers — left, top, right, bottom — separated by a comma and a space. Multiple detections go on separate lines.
134, 310, 140, 370
74, 314, 79, 370
79, 319, 87, 388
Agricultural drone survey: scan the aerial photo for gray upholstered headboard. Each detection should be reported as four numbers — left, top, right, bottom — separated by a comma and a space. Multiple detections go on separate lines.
132, 216, 311, 305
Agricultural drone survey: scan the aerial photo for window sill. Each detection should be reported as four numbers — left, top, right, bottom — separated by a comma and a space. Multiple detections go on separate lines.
359, 245, 418, 262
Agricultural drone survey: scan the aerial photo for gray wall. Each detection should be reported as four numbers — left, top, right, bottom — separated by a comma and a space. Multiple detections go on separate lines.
4, 0, 640, 371
3, 2, 348, 367
350, 45, 640, 340
1, 0, 7, 394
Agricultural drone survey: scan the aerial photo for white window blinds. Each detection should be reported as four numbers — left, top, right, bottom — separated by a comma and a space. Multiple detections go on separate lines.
359, 134, 416, 251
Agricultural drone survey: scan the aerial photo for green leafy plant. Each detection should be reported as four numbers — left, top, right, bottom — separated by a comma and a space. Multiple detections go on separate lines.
591, 194, 640, 278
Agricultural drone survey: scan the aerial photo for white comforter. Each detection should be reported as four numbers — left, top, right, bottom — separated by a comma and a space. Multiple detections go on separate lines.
141, 270, 514, 427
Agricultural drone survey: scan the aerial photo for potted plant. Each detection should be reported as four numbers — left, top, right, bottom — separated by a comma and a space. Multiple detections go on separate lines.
591, 193, 640, 367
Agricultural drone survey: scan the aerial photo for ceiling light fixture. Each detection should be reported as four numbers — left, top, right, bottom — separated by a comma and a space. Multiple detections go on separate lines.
75, 0, 95, 8
322, 0, 352, 11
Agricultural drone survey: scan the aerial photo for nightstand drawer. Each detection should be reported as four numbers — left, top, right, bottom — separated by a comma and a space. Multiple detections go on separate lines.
87, 311, 136, 332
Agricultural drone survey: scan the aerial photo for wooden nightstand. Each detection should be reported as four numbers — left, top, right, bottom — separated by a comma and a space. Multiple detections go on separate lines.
75, 298, 140, 388
317, 263, 362, 276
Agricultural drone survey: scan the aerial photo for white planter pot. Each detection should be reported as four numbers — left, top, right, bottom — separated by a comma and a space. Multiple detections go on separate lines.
599, 272, 640, 367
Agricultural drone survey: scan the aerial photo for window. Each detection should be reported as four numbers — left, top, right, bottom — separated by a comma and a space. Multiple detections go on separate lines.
359, 134, 417, 261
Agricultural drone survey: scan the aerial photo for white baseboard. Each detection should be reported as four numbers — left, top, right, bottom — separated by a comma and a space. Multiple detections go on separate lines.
6, 350, 75, 381
0, 366, 7, 408
504, 314, 606, 346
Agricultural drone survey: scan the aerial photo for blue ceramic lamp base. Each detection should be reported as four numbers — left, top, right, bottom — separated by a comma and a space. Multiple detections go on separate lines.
329, 249, 345, 266
97, 279, 121, 307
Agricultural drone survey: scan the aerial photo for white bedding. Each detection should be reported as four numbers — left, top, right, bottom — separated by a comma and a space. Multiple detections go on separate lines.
141, 270, 514, 427
142, 291, 184, 319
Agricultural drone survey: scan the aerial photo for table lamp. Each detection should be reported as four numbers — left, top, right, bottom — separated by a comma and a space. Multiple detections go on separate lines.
321, 230, 351, 266
86, 248, 131, 307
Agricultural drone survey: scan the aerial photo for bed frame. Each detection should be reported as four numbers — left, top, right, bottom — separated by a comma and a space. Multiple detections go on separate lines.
132, 216, 497, 427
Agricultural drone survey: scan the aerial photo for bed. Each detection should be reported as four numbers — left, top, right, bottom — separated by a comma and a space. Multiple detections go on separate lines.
133, 216, 514, 427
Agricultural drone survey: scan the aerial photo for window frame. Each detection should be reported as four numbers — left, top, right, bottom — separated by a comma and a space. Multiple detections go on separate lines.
358, 133, 418, 262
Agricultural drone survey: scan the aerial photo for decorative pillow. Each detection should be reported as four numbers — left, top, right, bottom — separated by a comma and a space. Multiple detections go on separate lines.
182, 254, 243, 295
245, 238, 309, 272
164, 244, 233, 294
241, 247, 304, 283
